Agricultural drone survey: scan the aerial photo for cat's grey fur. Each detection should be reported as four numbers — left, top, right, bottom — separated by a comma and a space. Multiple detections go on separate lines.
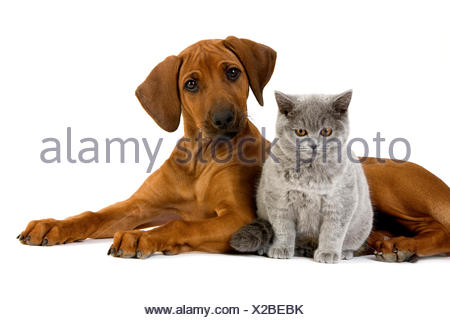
231, 90, 373, 263
230, 218, 274, 252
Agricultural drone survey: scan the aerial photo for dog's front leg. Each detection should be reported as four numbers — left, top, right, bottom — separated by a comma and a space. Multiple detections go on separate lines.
107, 166, 261, 258
109, 204, 254, 258
18, 165, 180, 246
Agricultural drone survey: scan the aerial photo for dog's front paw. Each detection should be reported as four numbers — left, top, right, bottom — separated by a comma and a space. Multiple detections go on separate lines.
314, 249, 340, 264
267, 245, 294, 259
108, 230, 187, 259
108, 230, 158, 259
18, 218, 79, 246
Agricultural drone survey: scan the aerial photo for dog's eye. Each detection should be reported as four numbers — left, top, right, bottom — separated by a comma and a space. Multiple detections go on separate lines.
184, 79, 198, 92
320, 128, 333, 136
295, 129, 308, 137
226, 67, 241, 81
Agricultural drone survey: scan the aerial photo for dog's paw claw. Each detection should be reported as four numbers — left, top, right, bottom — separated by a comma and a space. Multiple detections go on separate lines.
374, 237, 417, 262
108, 230, 171, 259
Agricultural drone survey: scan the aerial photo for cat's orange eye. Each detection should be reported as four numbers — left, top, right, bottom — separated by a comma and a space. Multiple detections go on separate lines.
320, 128, 333, 136
295, 129, 308, 137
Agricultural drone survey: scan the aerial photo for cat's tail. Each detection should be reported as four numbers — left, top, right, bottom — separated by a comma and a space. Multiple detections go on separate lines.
230, 218, 274, 252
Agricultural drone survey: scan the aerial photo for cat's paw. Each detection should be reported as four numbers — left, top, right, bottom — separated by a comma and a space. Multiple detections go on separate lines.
313, 249, 340, 263
342, 250, 354, 260
267, 245, 294, 259
295, 246, 315, 258
257, 245, 269, 256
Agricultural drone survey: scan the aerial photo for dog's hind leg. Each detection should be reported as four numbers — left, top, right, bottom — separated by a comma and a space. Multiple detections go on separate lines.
363, 159, 450, 261
370, 221, 450, 262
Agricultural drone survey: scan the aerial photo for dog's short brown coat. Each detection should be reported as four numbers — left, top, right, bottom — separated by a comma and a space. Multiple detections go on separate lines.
19, 37, 450, 261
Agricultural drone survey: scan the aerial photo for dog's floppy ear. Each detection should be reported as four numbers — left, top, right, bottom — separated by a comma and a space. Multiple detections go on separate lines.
223, 36, 277, 106
135, 55, 182, 132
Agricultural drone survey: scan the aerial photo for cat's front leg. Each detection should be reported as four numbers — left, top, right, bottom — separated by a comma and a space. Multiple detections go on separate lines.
266, 209, 296, 259
314, 220, 344, 263
314, 200, 352, 264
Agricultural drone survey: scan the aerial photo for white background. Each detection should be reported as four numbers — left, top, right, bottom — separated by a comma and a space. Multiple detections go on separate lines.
1, 1, 449, 319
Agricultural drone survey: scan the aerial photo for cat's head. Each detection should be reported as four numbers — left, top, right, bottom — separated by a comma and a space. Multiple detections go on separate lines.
274, 90, 352, 157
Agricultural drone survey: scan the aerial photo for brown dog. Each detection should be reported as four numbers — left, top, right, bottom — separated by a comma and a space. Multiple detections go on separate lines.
18, 36, 450, 262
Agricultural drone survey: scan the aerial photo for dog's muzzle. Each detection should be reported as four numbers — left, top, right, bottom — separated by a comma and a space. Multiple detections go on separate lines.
208, 107, 244, 139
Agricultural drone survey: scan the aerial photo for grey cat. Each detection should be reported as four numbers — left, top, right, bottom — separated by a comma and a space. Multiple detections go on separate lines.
230, 90, 373, 263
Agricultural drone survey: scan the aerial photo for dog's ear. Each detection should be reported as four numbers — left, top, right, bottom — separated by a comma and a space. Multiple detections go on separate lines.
223, 36, 277, 106
135, 55, 182, 132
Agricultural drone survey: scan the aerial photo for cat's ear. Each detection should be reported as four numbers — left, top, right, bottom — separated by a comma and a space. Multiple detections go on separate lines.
332, 89, 352, 114
275, 91, 295, 116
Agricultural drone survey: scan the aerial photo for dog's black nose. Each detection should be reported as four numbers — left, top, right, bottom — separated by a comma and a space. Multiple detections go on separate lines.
211, 109, 235, 129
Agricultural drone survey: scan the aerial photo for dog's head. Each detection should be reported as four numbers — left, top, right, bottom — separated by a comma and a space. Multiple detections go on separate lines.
135, 36, 276, 138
